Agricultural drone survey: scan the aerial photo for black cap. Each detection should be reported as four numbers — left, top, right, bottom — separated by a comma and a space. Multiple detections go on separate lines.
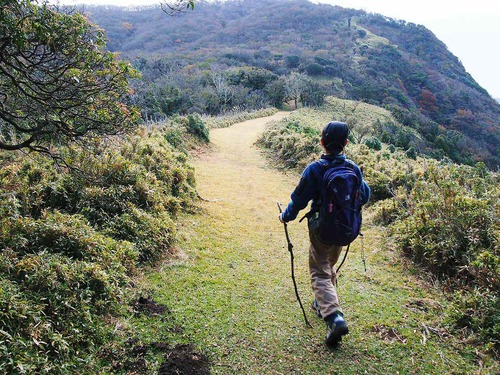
322, 121, 349, 152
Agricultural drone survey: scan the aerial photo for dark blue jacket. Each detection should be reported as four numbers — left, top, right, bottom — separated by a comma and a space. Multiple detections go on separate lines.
281, 154, 371, 222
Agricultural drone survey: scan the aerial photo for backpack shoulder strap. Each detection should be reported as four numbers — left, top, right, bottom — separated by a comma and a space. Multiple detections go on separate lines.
343, 159, 362, 179
318, 158, 345, 171
311, 159, 331, 180
317, 159, 330, 169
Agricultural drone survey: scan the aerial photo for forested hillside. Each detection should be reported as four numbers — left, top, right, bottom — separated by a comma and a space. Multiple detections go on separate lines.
84, 0, 500, 168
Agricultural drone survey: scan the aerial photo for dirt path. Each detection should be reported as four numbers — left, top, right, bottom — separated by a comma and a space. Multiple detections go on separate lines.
194, 111, 293, 214
146, 113, 486, 374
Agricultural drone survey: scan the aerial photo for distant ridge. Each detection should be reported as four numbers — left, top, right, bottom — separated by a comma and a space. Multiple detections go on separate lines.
85, 0, 499, 168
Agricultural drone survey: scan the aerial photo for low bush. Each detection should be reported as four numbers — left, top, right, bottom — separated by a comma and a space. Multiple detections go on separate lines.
257, 102, 499, 352
4, 128, 196, 260
205, 107, 278, 129
390, 164, 498, 283
104, 206, 175, 262
1, 211, 137, 268
257, 118, 321, 170
0, 124, 198, 371
370, 198, 401, 226
180, 114, 210, 143
388, 163, 499, 349
364, 136, 382, 150
447, 289, 499, 351
0, 218, 134, 373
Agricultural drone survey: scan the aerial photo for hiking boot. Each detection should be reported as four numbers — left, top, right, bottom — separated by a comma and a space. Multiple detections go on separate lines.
312, 299, 322, 318
325, 311, 349, 347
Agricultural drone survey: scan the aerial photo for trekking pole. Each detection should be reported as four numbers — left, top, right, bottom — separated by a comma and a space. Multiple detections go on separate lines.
277, 202, 312, 328
335, 243, 350, 275
360, 233, 367, 272
335, 233, 365, 287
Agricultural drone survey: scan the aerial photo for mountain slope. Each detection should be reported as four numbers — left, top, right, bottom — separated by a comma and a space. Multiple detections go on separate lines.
85, 0, 499, 167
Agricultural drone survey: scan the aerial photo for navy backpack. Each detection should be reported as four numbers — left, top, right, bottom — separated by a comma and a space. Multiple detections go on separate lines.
317, 160, 362, 246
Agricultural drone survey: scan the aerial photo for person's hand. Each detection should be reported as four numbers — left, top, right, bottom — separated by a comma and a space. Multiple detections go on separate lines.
278, 213, 284, 223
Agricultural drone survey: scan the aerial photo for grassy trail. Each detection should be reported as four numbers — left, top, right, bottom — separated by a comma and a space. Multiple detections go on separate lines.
142, 113, 490, 374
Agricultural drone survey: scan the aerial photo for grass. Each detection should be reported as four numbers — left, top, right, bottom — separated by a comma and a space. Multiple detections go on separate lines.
127, 112, 498, 374
352, 20, 391, 49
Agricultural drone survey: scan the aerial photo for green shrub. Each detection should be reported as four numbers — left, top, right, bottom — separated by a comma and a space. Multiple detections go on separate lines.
0, 124, 198, 371
0, 211, 138, 271
205, 107, 278, 129
171, 114, 210, 143
256, 118, 320, 169
405, 146, 417, 159
2, 127, 196, 259
354, 147, 421, 203
186, 114, 210, 142
0, 250, 126, 374
364, 136, 382, 150
164, 127, 187, 151
284, 119, 318, 138
391, 164, 498, 281
371, 198, 401, 226
104, 207, 175, 262
390, 164, 499, 349
447, 289, 499, 352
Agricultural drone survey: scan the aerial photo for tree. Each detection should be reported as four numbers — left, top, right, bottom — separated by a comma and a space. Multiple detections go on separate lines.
265, 78, 286, 108
0, 0, 139, 155
304, 62, 323, 76
284, 72, 306, 109
342, 101, 371, 143
237, 67, 277, 90
419, 88, 438, 116
300, 79, 326, 107
348, 116, 371, 144
210, 68, 234, 113
285, 55, 300, 69
364, 136, 382, 150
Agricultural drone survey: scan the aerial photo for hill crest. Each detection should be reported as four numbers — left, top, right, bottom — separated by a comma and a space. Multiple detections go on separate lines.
86, 0, 499, 167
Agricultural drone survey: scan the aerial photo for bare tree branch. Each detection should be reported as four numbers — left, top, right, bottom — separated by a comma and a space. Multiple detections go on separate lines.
160, 0, 195, 15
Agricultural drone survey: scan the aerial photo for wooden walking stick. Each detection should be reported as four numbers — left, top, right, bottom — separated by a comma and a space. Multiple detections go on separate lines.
277, 202, 312, 328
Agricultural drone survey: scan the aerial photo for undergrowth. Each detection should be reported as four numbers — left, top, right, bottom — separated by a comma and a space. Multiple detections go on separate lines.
257, 101, 499, 354
204, 107, 278, 129
0, 115, 209, 373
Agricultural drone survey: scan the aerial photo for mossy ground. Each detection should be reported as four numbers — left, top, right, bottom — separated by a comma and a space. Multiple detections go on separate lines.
131, 112, 498, 374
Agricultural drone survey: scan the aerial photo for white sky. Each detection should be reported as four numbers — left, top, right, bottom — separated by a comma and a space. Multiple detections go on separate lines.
53, 0, 500, 98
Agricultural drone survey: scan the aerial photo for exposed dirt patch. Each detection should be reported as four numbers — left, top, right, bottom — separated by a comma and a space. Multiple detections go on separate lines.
101, 339, 210, 374
132, 295, 168, 315
100, 338, 150, 374
159, 344, 211, 375
371, 324, 407, 343
101, 296, 208, 374
405, 298, 442, 313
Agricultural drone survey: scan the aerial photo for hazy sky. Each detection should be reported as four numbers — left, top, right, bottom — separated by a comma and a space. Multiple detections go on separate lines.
53, 0, 500, 98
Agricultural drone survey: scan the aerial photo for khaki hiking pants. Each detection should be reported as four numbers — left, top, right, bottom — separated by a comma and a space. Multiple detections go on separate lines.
309, 229, 343, 319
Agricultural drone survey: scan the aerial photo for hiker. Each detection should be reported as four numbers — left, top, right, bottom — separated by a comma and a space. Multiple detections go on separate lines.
278, 121, 371, 347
